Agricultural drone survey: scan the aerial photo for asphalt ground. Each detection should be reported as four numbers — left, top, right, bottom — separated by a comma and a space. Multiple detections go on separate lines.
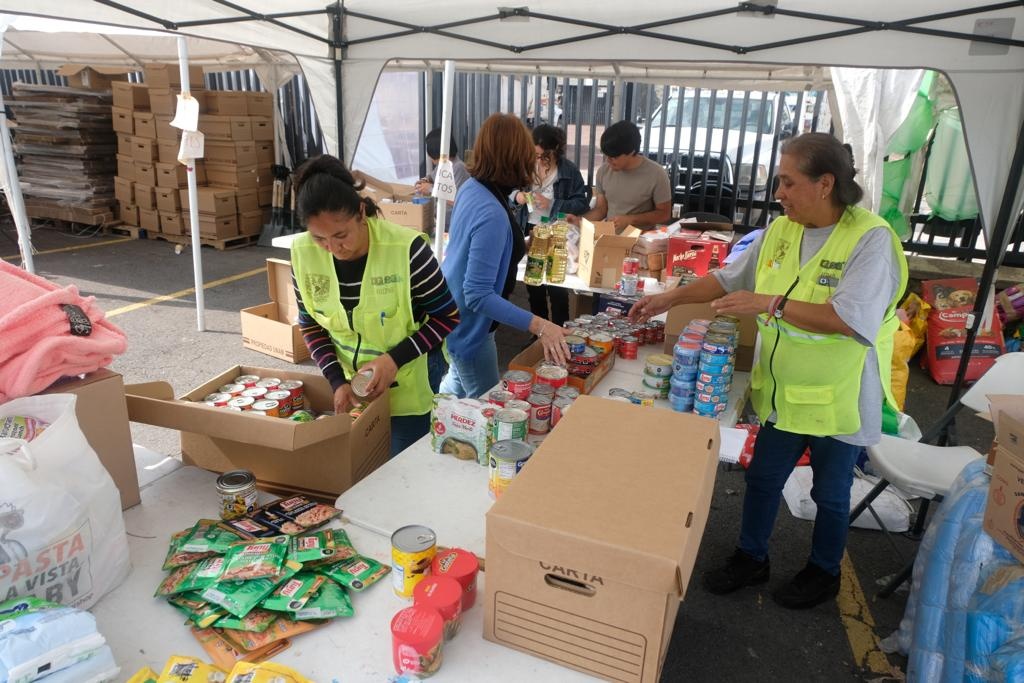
3, 224, 997, 682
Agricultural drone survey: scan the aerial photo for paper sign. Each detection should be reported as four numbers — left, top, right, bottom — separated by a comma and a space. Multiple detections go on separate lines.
431, 159, 457, 202
170, 93, 200, 132
178, 130, 205, 164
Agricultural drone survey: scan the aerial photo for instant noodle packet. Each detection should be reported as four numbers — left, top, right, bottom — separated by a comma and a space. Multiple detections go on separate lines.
219, 537, 290, 581
157, 655, 227, 682
125, 667, 159, 683
190, 627, 291, 672
287, 530, 336, 563
163, 529, 217, 571
261, 572, 325, 612
219, 617, 320, 653
180, 519, 246, 554
167, 593, 227, 628
291, 577, 354, 620
202, 560, 301, 617
320, 554, 389, 592
225, 661, 312, 683
214, 608, 278, 633
155, 557, 226, 597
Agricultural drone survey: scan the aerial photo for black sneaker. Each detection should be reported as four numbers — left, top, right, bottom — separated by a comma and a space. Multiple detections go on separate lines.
703, 549, 770, 595
772, 562, 841, 609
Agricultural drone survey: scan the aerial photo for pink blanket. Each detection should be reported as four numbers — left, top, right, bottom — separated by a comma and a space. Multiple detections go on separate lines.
0, 261, 127, 402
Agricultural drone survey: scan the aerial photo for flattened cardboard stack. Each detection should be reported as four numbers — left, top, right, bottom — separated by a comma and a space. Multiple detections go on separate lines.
113, 63, 274, 244
7, 83, 119, 225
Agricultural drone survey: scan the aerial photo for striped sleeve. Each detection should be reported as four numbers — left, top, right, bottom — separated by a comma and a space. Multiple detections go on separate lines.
387, 238, 460, 368
292, 272, 348, 392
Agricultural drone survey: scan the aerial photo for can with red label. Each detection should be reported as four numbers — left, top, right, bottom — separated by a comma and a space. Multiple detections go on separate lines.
527, 393, 553, 434
619, 335, 639, 359
277, 379, 305, 412
235, 374, 261, 388
203, 392, 233, 407
622, 256, 641, 276
255, 377, 281, 391
241, 386, 268, 400
218, 383, 245, 396
227, 396, 255, 410
391, 606, 444, 677
501, 370, 534, 400
265, 390, 293, 417
648, 320, 666, 344
487, 389, 514, 406
551, 396, 573, 427
535, 364, 568, 389
431, 548, 480, 611
252, 399, 280, 417
414, 576, 464, 640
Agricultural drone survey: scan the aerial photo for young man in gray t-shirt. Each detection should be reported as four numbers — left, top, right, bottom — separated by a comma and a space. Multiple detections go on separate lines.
580, 121, 672, 232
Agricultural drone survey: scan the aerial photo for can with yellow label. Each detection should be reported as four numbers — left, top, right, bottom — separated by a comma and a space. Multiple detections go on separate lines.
391, 524, 437, 599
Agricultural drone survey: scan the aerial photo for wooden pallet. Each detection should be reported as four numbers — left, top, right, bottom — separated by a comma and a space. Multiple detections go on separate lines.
152, 232, 259, 251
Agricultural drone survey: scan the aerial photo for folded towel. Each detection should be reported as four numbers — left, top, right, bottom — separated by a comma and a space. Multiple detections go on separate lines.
0, 261, 127, 402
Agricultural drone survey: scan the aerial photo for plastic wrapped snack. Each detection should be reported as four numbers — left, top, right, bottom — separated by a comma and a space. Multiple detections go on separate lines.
430, 395, 495, 465
320, 555, 390, 592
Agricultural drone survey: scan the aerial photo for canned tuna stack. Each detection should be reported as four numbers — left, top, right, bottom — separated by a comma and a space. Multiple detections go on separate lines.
693, 316, 740, 419
642, 353, 673, 399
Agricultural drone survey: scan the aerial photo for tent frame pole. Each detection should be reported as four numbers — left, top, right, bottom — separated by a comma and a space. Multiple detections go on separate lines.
177, 36, 206, 332
434, 60, 456, 264
329, 1, 345, 159
0, 86, 34, 273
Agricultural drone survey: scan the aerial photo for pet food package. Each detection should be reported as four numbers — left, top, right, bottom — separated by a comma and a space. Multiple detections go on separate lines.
0, 597, 111, 683
430, 394, 495, 465
921, 278, 1005, 384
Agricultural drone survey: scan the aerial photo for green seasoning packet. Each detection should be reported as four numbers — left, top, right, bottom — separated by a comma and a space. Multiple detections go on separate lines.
291, 578, 354, 620
304, 528, 359, 568
214, 607, 278, 633
319, 554, 389, 592
155, 556, 226, 597
288, 530, 336, 564
219, 536, 290, 582
0, 597, 59, 624
163, 529, 217, 571
166, 593, 227, 629
180, 519, 245, 554
261, 572, 325, 612
202, 560, 301, 618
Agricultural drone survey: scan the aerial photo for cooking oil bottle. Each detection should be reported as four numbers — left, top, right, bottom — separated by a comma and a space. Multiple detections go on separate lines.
546, 214, 568, 284
524, 216, 551, 286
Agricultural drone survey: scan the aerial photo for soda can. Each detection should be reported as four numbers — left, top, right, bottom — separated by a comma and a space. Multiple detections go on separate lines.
488, 389, 515, 407
527, 393, 553, 434
621, 256, 641, 276
491, 408, 528, 442
502, 370, 534, 400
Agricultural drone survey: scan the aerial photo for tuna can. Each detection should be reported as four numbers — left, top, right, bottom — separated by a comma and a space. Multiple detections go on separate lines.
487, 389, 514, 407
491, 408, 528, 442
227, 396, 255, 411
215, 469, 258, 521
577, 314, 595, 324
530, 383, 555, 398
714, 314, 741, 326
277, 379, 305, 411
572, 347, 600, 367
697, 371, 732, 384
252, 399, 280, 417
392, 524, 437, 599
694, 400, 728, 418
641, 371, 671, 390
551, 396, 573, 427
555, 386, 580, 401
350, 369, 375, 398
674, 341, 702, 368
431, 548, 479, 611
699, 351, 733, 367
235, 374, 261, 388
527, 393, 553, 434
505, 399, 531, 413
391, 606, 444, 677
535, 364, 568, 389
588, 332, 614, 356
414, 576, 464, 640
701, 337, 733, 355
255, 377, 281, 391
671, 395, 695, 412
618, 335, 639, 360
265, 390, 293, 417
241, 386, 268, 400
565, 335, 587, 355
645, 353, 674, 377
488, 440, 534, 499
218, 383, 246, 396
203, 392, 232, 407
501, 370, 534, 400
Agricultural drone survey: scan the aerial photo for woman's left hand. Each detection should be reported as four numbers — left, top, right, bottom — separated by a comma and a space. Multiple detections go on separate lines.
711, 290, 773, 316
356, 353, 399, 401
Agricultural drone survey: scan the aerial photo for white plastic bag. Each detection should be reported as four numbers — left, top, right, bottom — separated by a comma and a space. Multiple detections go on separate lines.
782, 465, 913, 532
0, 394, 130, 609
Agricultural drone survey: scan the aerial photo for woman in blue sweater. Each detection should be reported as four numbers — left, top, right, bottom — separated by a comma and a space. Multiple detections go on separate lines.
440, 114, 571, 399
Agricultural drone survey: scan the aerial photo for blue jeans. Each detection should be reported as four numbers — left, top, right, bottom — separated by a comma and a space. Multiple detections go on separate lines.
389, 349, 448, 457
738, 422, 862, 575
439, 332, 499, 399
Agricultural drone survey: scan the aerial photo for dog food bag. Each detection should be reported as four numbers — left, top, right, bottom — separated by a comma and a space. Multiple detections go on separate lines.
430, 395, 496, 465
290, 578, 354, 620
921, 277, 1005, 384
320, 555, 390, 592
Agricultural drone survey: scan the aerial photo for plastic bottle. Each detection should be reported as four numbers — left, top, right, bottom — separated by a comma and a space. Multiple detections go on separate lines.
546, 216, 568, 284
524, 217, 550, 286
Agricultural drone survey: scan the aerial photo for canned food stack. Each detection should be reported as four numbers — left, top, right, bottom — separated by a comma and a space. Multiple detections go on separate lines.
199, 374, 330, 420
684, 315, 741, 419
564, 312, 665, 365
642, 353, 674, 399
619, 256, 643, 296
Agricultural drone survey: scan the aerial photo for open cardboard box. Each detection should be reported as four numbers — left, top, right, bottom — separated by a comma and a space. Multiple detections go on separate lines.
484, 395, 720, 682
240, 258, 310, 363
508, 339, 615, 395
663, 302, 759, 372
125, 366, 390, 501
354, 169, 434, 232
983, 394, 1024, 564
577, 218, 642, 288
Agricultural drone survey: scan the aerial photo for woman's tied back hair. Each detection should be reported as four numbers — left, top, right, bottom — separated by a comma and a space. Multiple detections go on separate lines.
293, 154, 379, 223
781, 132, 864, 207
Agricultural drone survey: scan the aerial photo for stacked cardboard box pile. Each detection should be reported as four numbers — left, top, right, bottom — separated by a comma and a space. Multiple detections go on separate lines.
112, 63, 275, 242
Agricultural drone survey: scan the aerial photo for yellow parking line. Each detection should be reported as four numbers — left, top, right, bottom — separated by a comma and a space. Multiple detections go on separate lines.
1, 237, 132, 261
106, 267, 265, 318
838, 551, 899, 676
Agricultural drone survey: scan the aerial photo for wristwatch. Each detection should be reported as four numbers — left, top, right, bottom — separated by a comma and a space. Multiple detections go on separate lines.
773, 295, 789, 319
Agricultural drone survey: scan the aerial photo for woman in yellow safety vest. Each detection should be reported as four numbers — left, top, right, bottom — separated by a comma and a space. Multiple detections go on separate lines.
290, 155, 460, 456
630, 133, 908, 609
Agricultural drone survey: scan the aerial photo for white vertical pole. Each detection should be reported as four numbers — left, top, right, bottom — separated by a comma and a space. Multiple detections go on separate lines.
0, 102, 33, 273
434, 60, 456, 264
178, 37, 205, 332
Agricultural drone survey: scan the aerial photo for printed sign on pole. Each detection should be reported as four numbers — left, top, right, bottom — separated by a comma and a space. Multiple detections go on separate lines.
431, 159, 457, 202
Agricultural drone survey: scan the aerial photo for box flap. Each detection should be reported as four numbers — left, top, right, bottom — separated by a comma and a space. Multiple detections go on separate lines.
265, 257, 299, 321
489, 395, 719, 594
989, 395, 1024, 456
581, 218, 617, 239
595, 234, 641, 249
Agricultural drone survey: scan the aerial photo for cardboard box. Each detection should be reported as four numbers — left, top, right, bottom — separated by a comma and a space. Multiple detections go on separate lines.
116, 155, 133, 178
667, 234, 730, 279
181, 186, 236, 216
42, 370, 141, 510
201, 115, 252, 141
354, 170, 418, 203
258, 185, 273, 207
257, 163, 273, 187
240, 259, 310, 363
238, 209, 264, 236
134, 163, 156, 187
124, 366, 390, 499
114, 177, 134, 205
206, 90, 248, 116
112, 81, 150, 110
139, 208, 160, 233
205, 140, 257, 166
577, 219, 642, 288
509, 339, 615, 395
200, 214, 239, 239
156, 161, 207, 189
484, 396, 719, 683
134, 183, 156, 211
154, 115, 180, 142
133, 112, 156, 139
206, 162, 258, 190
378, 200, 434, 232
57, 64, 130, 90
131, 136, 158, 163
255, 141, 274, 165
116, 133, 133, 155
663, 302, 758, 372
250, 116, 274, 141
143, 62, 204, 90
235, 189, 259, 213
118, 202, 139, 226
158, 141, 179, 164
148, 88, 206, 117
984, 395, 1024, 564
246, 92, 274, 116
160, 211, 183, 235
111, 107, 134, 135
156, 187, 181, 213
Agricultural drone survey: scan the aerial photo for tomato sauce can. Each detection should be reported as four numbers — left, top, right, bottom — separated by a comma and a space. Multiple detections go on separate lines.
431, 548, 480, 611
216, 469, 257, 520
203, 392, 233, 407
535, 364, 568, 389
501, 370, 534, 400
227, 396, 255, 410
488, 389, 514, 406
618, 335, 639, 360
277, 379, 305, 412
551, 396, 573, 427
218, 383, 245, 396
492, 408, 528, 442
392, 606, 444, 677
252, 399, 280, 417
488, 440, 534, 499
235, 374, 261, 388
264, 390, 293, 417
526, 393, 553, 434
392, 525, 437, 599
241, 386, 268, 400
414, 576, 464, 640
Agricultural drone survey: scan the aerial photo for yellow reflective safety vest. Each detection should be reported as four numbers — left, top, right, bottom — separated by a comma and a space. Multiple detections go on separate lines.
751, 206, 908, 436
291, 217, 432, 416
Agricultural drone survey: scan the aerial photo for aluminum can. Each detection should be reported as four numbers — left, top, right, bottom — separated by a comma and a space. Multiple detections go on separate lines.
392, 524, 437, 599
